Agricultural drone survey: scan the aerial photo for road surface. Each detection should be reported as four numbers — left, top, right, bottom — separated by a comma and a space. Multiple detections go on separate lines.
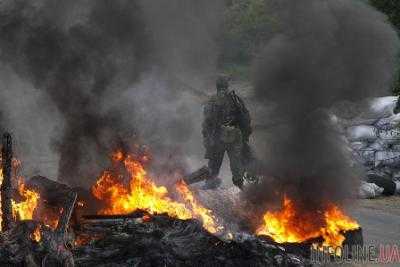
348, 196, 400, 266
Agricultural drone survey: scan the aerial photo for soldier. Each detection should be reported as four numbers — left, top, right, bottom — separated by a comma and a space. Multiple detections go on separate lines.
202, 75, 252, 189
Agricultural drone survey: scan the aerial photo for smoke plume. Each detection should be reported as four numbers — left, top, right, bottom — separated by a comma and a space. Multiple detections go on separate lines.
0, 0, 224, 187
247, 0, 399, 216
0, 0, 152, 186
130, 0, 225, 182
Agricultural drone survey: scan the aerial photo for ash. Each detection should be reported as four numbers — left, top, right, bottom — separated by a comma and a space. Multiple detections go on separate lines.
0, 212, 310, 267
72, 212, 309, 267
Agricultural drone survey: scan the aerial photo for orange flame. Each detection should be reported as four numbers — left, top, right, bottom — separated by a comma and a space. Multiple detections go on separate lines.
322, 204, 360, 248
31, 225, 41, 242
176, 180, 222, 234
40, 207, 61, 230
256, 196, 359, 249
0, 167, 40, 231
12, 178, 40, 221
75, 233, 104, 247
92, 150, 222, 233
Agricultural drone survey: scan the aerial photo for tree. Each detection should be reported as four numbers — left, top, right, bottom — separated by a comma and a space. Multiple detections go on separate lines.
221, 0, 276, 78
369, 0, 400, 95
369, 0, 400, 29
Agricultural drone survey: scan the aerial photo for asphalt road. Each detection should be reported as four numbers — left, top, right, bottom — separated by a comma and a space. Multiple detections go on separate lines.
347, 196, 400, 267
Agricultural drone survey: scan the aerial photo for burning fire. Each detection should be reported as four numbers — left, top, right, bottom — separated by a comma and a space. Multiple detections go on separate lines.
11, 178, 40, 221
31, 225, 41, 242
176, 180, 222, 233
92, 150, 222, 233
0, 164, 40, 231
256, 196, 359, 249
40, 207, 61, 230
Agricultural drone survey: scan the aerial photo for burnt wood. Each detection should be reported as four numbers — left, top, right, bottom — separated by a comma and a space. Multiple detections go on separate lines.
1, 133, 13, 231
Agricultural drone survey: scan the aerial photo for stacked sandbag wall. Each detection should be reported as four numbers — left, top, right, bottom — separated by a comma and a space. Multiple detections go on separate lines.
338, 97, 400, 198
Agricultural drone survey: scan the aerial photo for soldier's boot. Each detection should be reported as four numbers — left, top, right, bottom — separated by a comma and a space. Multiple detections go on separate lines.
202, 177, 222, 190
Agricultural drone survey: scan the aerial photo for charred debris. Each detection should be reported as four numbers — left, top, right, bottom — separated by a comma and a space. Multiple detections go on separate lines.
0, 133, 362, 267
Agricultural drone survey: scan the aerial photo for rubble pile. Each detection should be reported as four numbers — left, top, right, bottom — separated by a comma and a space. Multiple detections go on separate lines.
336, 97, 400, 198
0, 221, 75, 266
0, 131, 363, 266
0, 131, 309, 267
0, 191, 311, 266
73, 212, 309, 267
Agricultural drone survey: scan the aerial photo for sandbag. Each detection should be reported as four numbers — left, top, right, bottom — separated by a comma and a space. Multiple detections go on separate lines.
353, 149, 375, 166
375, 113, 400, 130
347, 125, 378, 142
391, 144, 400, 151
368, 96, 398, 119
374, 151, 400, 168
376, 128, 400, 141
392, 170, 400, 180
367, 139, 386, 150
358, 181, 384, 199
349, 141, 368, 150
335, 97, 398, 127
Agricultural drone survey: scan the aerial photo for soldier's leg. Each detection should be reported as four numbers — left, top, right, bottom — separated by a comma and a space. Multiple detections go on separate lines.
204, 146, 224, 189
208, 145, 225, 177
227, 140, 244, 189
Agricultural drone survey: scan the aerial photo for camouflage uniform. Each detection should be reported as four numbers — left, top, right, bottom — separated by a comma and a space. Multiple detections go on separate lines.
202, 77, 252, 189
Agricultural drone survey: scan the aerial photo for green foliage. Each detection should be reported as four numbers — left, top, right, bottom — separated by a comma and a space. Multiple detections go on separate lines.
369, 0, 400, 95
220, 0, 400, 92
369, 0, 400, 30
220, 0, 276, 75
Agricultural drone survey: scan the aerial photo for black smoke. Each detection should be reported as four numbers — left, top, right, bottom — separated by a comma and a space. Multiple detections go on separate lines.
120, 0, 225, 183
0, 0, 225, 187
246, 0, 399, 217
0, 0, 152, 187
